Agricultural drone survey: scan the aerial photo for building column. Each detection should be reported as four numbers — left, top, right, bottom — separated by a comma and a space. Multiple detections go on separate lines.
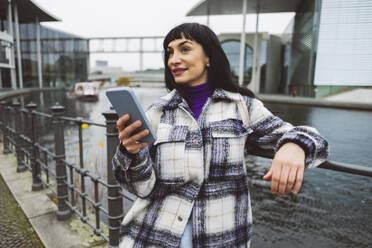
7, 0, 17, 89
250, 7, 260, 93
0, 69, 2, 88
238, 0, 247, 86
14, 2, 23, 89
36, 17, 43, 88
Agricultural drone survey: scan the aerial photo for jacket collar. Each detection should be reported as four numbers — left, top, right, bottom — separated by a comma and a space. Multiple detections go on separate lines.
156, 88, 241, 110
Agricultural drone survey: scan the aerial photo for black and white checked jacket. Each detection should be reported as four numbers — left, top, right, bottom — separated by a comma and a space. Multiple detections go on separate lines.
113, 88, 329, 248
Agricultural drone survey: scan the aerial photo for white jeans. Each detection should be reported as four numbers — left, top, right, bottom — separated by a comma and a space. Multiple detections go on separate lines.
179, 220, 192, 248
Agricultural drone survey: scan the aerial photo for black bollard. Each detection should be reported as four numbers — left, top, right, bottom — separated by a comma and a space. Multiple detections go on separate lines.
50, 103, 71, 221
102, 108, 122, 247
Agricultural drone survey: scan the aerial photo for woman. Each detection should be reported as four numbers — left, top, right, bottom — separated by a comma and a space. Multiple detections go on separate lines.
113, 23, 329, 248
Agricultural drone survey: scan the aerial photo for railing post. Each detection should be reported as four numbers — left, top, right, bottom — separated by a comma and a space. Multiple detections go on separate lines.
0, 102, 2, 146
9, 104, 15, 151
50, 103, 71, 221
13, 101, 26, 172
102, 108, 121, 247
26, 102, 43, 191
21, 104, 30, 167
0, 101, 10, 154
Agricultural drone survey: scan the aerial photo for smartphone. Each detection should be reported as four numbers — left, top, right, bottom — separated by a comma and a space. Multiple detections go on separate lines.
106, 87, 156, 143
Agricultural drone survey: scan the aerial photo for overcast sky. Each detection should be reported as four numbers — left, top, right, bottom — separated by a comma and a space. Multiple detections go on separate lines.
34, 0, 294, 71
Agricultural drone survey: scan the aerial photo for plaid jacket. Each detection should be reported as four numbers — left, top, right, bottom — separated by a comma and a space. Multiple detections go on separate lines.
113, 89, 329, 248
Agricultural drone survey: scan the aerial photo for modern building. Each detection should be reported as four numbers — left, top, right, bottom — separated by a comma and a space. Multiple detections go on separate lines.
188, 0, 372, 97
0, 0, 89, 89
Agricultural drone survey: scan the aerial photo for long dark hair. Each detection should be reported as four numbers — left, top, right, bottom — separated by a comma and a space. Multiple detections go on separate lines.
163, 22, 255, 98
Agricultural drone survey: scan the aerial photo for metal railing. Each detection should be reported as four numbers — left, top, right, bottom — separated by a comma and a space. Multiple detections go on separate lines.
248, 148, 372, 177
0, 100, 126, 247
0, 100, 371, 247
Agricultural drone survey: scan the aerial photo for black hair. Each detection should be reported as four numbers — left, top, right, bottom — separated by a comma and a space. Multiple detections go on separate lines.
163, 22, 255, 98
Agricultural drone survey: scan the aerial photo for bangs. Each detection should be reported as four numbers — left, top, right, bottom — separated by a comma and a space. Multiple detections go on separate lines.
163, 24, 200, 49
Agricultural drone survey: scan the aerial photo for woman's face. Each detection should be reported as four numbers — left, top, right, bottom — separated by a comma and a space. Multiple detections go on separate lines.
167, 36, 210, 87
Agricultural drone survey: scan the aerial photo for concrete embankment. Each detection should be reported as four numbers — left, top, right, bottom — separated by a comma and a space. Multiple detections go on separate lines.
1, 87, 371, 111
257, 93, 372, 111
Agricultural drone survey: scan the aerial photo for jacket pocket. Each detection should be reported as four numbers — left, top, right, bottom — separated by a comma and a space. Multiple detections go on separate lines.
209, 119, 252, 181
154, 123, 188, 184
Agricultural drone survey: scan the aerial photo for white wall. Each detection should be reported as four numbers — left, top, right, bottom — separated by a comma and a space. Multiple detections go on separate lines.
314, 0, 372, 86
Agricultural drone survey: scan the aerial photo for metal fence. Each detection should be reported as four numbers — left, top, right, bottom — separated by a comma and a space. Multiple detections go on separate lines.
0, 99, 371, 247
0, 100, 130, 247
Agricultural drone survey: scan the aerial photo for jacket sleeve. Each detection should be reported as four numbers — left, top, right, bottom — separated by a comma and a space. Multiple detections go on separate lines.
244, 97, 329, 168
111, 106, 160, 198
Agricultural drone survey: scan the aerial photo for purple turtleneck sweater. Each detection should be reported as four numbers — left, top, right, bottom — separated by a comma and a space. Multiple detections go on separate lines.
185, 81, 213, 119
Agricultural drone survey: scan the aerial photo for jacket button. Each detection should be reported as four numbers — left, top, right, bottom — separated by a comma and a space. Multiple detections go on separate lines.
178, 216, 183, 222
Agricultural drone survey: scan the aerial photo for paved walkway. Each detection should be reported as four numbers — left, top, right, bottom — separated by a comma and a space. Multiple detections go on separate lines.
0, 150, 82, 248
0, 163, 44, 247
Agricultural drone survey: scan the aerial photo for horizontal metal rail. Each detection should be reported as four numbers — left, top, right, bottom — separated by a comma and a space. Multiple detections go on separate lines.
65, 181, 108, 216
38, 159, 56, 178
249, 149, 372, 178
64, 201, 109, 242
319, 161, 372, 177
118, 190, 136, 203
24, 110, 107, 128
62, 159, 109, 188
20, 134, 31, 144
38, 176, 57, 195
20, 159, 32, 171
34, 111, 53, 119
36, 143, 56, 158
58, 116, 106, 127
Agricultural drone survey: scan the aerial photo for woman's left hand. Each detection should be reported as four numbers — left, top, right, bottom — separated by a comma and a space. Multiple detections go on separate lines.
263, 142, 305, 196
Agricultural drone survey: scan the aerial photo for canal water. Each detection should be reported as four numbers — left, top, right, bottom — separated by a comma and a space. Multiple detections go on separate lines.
16, 88, 372, 248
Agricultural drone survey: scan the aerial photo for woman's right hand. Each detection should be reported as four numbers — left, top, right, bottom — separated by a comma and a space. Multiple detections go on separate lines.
117, 114, 151, 154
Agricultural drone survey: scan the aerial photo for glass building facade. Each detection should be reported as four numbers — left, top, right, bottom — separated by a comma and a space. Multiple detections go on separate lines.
286, 0, 322, 97
0, 19, 89, 88
19, 23, 89, 88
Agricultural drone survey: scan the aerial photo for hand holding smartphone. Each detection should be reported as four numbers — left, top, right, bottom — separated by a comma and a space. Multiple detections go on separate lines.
106, 87, 156, 143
